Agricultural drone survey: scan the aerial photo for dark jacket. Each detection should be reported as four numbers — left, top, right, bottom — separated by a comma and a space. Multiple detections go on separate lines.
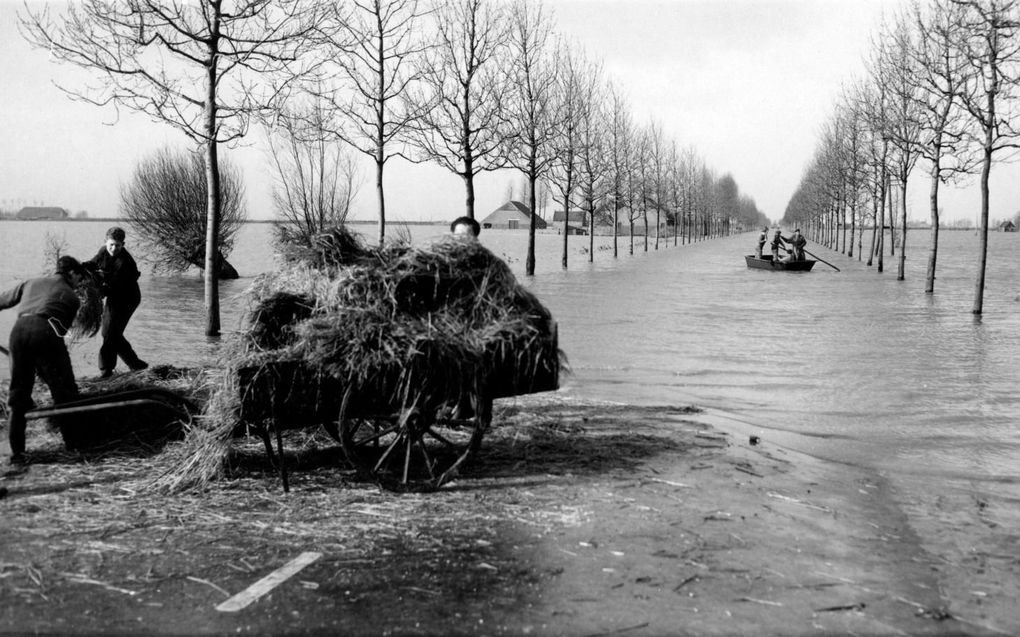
88, 247, 141, 305
0, 275, 81, 328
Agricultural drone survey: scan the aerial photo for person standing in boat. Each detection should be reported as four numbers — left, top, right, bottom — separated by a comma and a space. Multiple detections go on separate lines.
755, 226, 768, 259
86, 226, 147, 378
788, 228, 807, 261
770, 229, 787, 261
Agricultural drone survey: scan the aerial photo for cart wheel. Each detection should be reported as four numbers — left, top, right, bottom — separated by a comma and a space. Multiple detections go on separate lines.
339, 393, 492, 492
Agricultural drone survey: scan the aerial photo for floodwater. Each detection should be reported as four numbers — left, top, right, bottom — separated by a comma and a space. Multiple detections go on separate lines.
2, 219, 1019, 564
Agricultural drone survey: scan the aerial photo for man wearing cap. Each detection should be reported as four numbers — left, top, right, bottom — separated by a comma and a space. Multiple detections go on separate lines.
0, 255, 85, 466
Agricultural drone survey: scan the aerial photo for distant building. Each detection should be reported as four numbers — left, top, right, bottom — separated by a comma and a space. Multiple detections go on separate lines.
998, 220, 1017, 232
589, 203, 641, 235
479, 200, 547, 230
16, 206, 69, 220
613, 210, 672, 236
552, 209, 588, 235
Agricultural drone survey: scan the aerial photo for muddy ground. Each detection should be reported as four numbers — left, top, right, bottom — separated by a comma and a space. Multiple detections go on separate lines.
1, 395, 1017, 636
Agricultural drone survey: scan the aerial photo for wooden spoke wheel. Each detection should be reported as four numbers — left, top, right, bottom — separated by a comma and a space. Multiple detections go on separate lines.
337, 393, 492, 492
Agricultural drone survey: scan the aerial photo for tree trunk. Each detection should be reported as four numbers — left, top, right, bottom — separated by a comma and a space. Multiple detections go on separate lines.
654, 206, 660, 250
464, 172, 476, 220
973, 146, 991, 314
588, 200, 594, 263
896, 179, 908, 281
926, 165, 940, 294
858, 209, 865, 262
848, 200, 856, 258
202, 19, 222, 338
889, 180, 897, 258
526, 172, 537, 276
867, 196, 878, 267
376, 156, 386, 247
877, 169, 887, 273
612, 198, 619, 258
561, 168, 572, 270
642, 207, 648, 252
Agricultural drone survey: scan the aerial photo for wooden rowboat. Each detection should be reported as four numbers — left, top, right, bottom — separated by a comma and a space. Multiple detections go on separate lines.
745, 255, 816, 271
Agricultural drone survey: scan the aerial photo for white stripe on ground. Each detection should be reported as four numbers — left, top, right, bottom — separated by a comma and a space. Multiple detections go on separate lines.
216, 552, 322, 612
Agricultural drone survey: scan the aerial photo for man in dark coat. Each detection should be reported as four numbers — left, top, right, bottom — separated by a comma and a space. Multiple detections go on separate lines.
0, 256, 86, 465
770, 229, 787, 261
788, 228, 807, 261
87, 226, 147, 378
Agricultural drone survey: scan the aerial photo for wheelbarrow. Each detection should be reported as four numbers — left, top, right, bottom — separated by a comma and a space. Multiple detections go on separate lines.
26, 387, 197, 452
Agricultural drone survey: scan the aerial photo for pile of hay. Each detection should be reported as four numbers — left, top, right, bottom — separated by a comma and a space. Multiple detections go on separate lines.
152, 228, 561, 492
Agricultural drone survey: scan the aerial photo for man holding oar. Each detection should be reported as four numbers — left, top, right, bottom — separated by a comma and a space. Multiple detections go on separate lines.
0, 255, 86, 468
788, 228, 807, 261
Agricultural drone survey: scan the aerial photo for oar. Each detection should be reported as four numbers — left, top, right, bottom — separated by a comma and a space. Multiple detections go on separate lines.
803, 248, 840, 272
0, 344, 8, 357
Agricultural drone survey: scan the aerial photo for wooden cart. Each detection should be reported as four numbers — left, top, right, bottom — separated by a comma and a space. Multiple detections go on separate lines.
236, 323, 560, 492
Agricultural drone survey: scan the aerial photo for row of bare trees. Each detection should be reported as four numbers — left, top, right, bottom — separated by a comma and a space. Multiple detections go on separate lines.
20, 0, 766, 335
270, 0, 767, 269
785, 0, 1020, 314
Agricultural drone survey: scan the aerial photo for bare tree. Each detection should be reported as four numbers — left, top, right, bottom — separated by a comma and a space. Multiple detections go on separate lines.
853, 78, 892, 271
647, 120, 668, 249
121, 148, 245, 279
265, 101, 361, 246
577, 78, 610, 262
714, 173, 740, 239
950, 0, 1020, 314
21, 0, 322, 335
678, 146, 703, 245
697, 164, 718, 239
632, 124, 652, 251
549, 42, 597, 269
667, 141, 683, 246
503, 0, 559, 276
316, 0, 429, 245
605, 82, 633, 258
873, 11, 924, 281
910, 0, 974, 293
834, 86, 870, 259
406, 0, 510, 220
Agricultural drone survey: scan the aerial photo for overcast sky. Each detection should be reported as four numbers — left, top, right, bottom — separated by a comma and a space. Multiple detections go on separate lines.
2, 0, 1018, 225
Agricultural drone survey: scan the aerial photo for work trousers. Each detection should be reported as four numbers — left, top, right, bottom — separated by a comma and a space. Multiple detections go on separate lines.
99, 298, 143, 373
6, 315, 79, 456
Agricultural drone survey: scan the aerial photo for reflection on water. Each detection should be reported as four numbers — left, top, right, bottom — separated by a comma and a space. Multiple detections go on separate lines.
1, 220, 1018, 492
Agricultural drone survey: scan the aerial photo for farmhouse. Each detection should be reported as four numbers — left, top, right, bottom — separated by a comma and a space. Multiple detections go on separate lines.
479, 200, 547, 230
16, 206, 69, 220
552, 209, 588, 235
998, 220, 1017, 232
